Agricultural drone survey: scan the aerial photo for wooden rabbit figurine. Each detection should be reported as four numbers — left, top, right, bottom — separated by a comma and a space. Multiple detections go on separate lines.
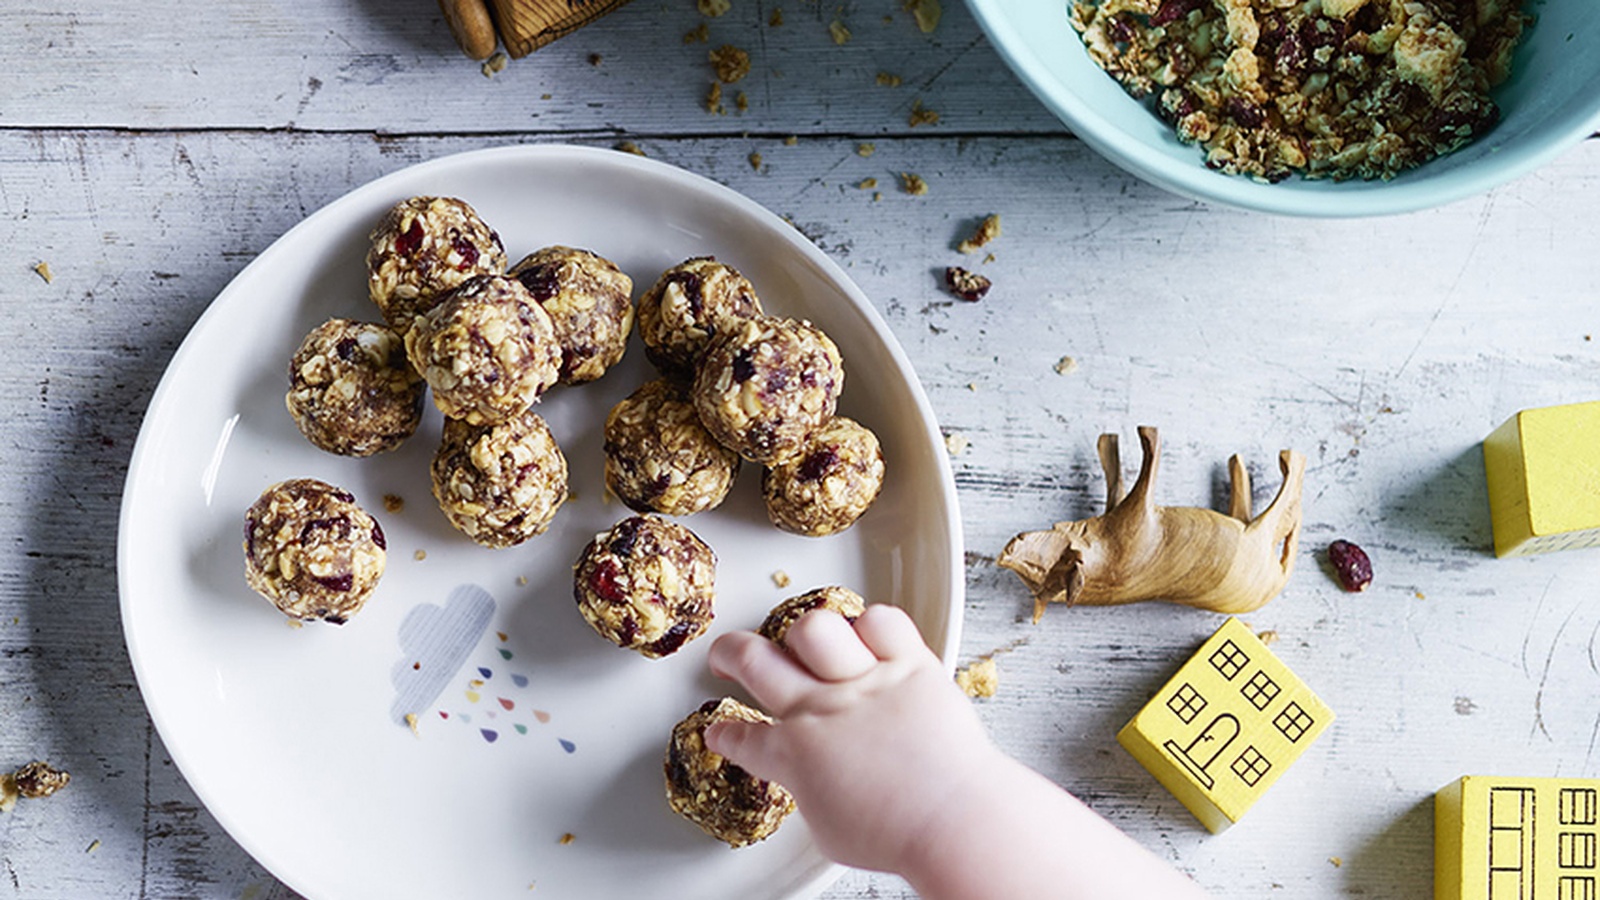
998, 427, 1306, 621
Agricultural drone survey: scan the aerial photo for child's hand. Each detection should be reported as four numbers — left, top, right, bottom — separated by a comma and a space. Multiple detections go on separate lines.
704, 604, 1000, 874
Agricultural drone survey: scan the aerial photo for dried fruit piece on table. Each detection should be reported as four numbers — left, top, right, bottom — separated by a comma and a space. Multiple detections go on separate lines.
944, 266, 991, 302
2, 760, 71, 811
1327, 540, 1373, 592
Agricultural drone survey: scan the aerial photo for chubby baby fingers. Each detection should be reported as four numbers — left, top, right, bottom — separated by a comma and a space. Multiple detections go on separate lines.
784, 609, 881, 682
852, 604, 936, 662
708, 629, 819, 717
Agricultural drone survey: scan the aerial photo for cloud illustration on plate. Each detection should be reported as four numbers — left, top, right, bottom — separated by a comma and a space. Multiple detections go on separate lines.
389, 583, 496, 727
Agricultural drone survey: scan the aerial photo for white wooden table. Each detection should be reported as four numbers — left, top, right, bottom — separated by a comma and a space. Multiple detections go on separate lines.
2, 2, 1598, 898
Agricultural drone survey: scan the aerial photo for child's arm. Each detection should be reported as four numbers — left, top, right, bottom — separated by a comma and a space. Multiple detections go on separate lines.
705, 605, 1209, 899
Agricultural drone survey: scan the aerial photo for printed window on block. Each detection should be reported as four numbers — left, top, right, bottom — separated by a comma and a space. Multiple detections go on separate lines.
1231, 746, 1271, 787
1240, 670, 1281, 711
1209, 640, 1250, 681
1561, 833, 1598, 869
1562, 788, 1599, 826
1166, 683, 1207, 724
1273, 702, 1315, 743
1559, 876, 1597, 900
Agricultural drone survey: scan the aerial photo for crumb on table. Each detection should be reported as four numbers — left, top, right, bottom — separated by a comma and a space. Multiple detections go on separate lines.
771, 570, 791, 588
958, 214, 1001, 254
956, 657, 999, 698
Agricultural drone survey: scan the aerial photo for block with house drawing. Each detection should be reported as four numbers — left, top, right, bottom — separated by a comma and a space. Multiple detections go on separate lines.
1117, 617, 1334, 833
1483, 400, 1600, 558
1436, 776, 1600, 900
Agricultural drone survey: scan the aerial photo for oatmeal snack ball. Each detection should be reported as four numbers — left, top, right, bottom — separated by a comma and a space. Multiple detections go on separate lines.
366, 196, 507, 334
636, 256, 764, 376
603, 378, 741, 516
243, 479, 387, 624
665, 697, 796, 847
404, 274, 561, 426
508, 246, 635, 384
693, 316, 844, 465
431, 410, 568, 548
573, 515, 716, 658
285, 318, 425, 457
758, 585, 868, 647
763, 415, 884, 536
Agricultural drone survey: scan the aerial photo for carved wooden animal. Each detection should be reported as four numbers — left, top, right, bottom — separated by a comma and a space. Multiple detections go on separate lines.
998, 427, 1306, 621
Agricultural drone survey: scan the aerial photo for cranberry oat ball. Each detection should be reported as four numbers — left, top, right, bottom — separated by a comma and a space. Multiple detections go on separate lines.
665, 697, 796, 847
635, 257, 764, 376
430, 410, 568, 548
573, 515, 716, 658
757, 585, 868, 647
603, 378, 741, 516
285, 318, 425, 457
762, 416, 884, 536
366, 196, 507, 334
507, 246, 635, 384
403, 274, 561, 426
243, 478, 387, 624
693, 316, 844, 465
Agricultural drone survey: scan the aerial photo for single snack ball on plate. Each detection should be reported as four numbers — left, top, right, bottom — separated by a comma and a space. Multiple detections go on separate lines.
507, 245, 635, 384
693, 316, 844, 465
573, 515, 716, 658
430, 410, 568, 548
761, 416, 885, 536
366, 196, 507, 334
404, 274, 562, 426
603, 378, 741, 516
665, 697, 796, 847
635, 257, 764, 376
284, 318, 426, 457
243, 478, 387, 624
757, 585, 868, 647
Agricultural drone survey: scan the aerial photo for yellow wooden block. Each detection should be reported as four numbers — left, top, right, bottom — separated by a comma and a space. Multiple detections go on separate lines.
1483, 401, 1600, 558
1436, 776, 1600, 900
1117, 617, 1333, 832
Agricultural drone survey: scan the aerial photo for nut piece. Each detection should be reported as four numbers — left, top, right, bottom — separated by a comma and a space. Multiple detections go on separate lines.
1327, 539, 1373, 592
757, 586, 867, 647
431, 410, 568, 548
366, 196, 506, 334
665, 698, 796, 847
285, 318, 425, 457
603, 379, 741, 516
944, 266, 991, 302
761, 416, 885, 536
693, 316, 844, 465
636, 257, 764, 377
507, 246, 635, 385
243, 479, 387, 624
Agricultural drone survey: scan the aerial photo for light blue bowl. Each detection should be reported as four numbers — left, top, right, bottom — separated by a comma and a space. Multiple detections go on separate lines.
967, 0, 1600, 216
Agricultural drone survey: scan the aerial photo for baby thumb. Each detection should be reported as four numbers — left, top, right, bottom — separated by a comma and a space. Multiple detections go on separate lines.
704, 718, 782, 782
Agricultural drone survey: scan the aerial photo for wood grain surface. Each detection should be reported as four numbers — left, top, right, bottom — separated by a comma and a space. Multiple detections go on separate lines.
2, 1, 1598, 898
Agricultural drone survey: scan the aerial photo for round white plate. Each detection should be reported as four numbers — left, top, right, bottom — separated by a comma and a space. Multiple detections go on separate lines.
118, 145, 963, 900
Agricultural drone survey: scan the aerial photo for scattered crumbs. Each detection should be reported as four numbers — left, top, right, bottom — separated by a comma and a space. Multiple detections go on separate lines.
944, 432, 970, 456
1053, 355, 1079, 375
872, 191, 882, 202
481, 52, 509, 77
414, 549, 427, 561
748, 151, 763, 171
771, 569, 791, 588
856, 142, 876, 157
1257, 629, 1280, 646
405, 713, 421, 736
1586, 334, 1593, 342
383, 493, 405, 513
33, 262, 54, 284
945, 266, 992, 302
983, 252, 996, 264
615, 141, 647, 156
783, 135, 799, 146
1454, 696, 1479, 715
559, 832, 576, 845
0, 775, 15, 813
829, 20, 852, 44
709, 45, 750, 83
769, 7, 784, 26
876, 71, 903, 88
958, 214, 1001, 254
517, 576, 529, 586
1414, 590, 1427, 600
1328, 857, 1343, 868
966, 382, 978, 392
540, 93, 553, 100
898, 171, 929, 195
856, 177, 878, 190
697, 0, 730, 16
908, 99, 940, 127
286, 618, 304, 629
736, 91, 749, 112
905, 0, 943, 33
955, 657, 998, 698
683, 22, 710, 43
85, 839, 100, 853
588, 53, 603, 66
706, 81, 724, 114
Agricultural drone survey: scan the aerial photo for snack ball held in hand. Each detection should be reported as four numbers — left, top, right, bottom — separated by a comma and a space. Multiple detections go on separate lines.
507, 245, 635, 385
603, 378, 741, 516
665, 697, 796, 847
636, 257, 764, 377
243, 478, 387, 624
573, 515, 716, 658
285, 318, 425, 457
762, 415, 884, 536
366, 196, 507, 334
758, 585, 868, 647
693, 316, 844, 465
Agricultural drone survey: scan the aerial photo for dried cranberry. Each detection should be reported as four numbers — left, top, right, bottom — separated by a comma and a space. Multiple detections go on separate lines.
1151, 0, 1202, 27
515, 263, 562, 302
609, 517, 643, 558
797, 447, 838, 482
395, 218, 425, 257
667, 745, 694, 792
1226, 98, 1266, 129
1327, 540, 1373, 592
371, 521, 386, 550
646, 619, 698, 657
333, 488, 356, 503
668, 272, 705, 317
617, 614, 639, 646
559, 347, 579, 380
944, 266, 992, 302
312, 572, 354, 593
731, 349, 757, 383
1107, 14, 1136, 43
696, 699, 722, 715
766, 369, 790, 394
450, 231, 480, 268
587, 559, 628, 603
335, 337, 358, 361
300, 516, 349, 543
243, 519, 256, 556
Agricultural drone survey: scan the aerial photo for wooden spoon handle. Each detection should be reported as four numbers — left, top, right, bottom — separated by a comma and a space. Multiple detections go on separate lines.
438, 0, 498, 60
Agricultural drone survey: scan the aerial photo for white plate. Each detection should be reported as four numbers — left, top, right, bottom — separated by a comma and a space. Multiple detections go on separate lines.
118, 145, 964, 900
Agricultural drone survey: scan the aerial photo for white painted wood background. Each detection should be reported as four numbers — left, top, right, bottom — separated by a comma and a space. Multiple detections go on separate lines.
2, 1, 1598, 898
